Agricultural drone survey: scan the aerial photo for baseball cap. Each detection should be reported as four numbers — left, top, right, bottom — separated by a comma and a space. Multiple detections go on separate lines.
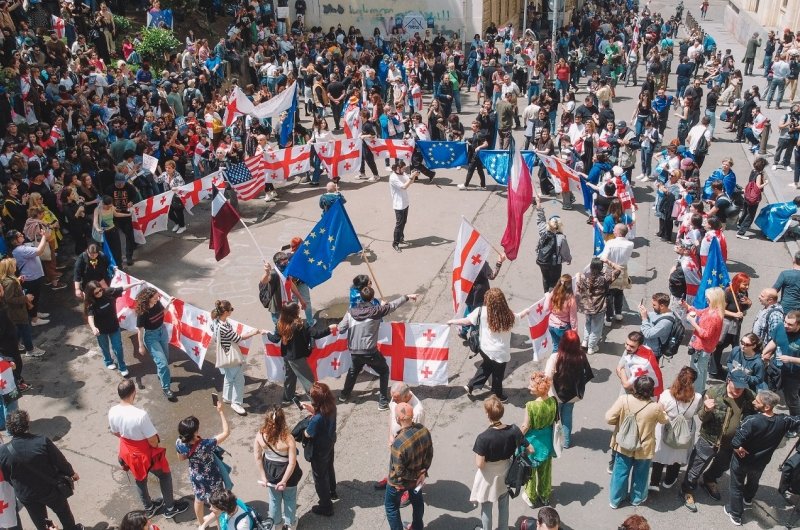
680, 158, 695, 170
115, 173, 128, 184
616, 120, 627, 129
728, 370, 749, 389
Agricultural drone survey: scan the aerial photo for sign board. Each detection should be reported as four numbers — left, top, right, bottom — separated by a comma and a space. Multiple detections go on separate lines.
402, 12, 426, 34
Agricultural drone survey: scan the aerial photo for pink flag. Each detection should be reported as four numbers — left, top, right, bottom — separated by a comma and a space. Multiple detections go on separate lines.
366, 138, 415, 162
526, 296, 552, 362
500, 153, 533, 261
263, 145, 311, 181
316, 139, 362, 179
377, 323, 449, 385
452, 218, 492, 312
131, 191, 174, 244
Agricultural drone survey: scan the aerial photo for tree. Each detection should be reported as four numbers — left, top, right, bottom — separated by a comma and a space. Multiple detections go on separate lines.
134, 26, 180, 72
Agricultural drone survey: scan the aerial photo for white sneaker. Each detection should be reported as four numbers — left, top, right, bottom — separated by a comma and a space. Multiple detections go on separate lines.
270, 191, 278, 199
587, 348, 596, 355
367, 176, 377, 182
26, 347, 45, 357
604, 319, 612, 326
37, 312, 49, 318
230, 403, 247, 416
457, 184, 467, 189
357, 172, 367, 179
106, 363, 117, 370
171, 225, 180, 232
789, 166, 794, 172
175, 226, 187, 234
614, 314, 624, 322
264, 194, 275, 202
773, 165, 779, 171
581, 340, 587, 348
31, 318, 49, 327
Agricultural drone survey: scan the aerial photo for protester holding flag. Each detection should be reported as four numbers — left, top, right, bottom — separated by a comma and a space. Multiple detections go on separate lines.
135, 287, 177, 400
94, 195, 132, 268
309, 117, 334, 186
389, 160, 417, 253
267, 302, 335, 405
459, 255, 505, 340
535, 205, 572, 292
683, 287, 726, 393
546, 275, 578, 351
84, 279, 144, 376
210, 300, 265, 416
710, 273, 752, 379
163, 160, 187, 234
357, 110, 382, 182
260, 254, 306, 328
73, 244, 112, 299
448, 288, 533, 403
544, 330, 594, 449
458, 121, 489, 190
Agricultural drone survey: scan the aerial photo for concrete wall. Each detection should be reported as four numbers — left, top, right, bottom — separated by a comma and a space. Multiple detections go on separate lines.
724, 0, 800, 47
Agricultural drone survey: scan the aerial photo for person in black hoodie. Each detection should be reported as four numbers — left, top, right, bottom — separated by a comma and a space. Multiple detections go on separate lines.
268, 302, 334, 405
725, 390, 800, 525
336, 287, 418, 410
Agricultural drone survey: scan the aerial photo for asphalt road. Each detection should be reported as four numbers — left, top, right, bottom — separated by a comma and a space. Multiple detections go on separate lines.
14, 1, 800, 529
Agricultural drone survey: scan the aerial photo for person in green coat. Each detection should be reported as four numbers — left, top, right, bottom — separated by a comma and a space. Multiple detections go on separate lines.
521, 371, 558, 507
743, 33, 762, 76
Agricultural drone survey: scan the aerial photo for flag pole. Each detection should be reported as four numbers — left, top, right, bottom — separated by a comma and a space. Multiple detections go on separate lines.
361, 250, 385, 299
218, 166, 269, 264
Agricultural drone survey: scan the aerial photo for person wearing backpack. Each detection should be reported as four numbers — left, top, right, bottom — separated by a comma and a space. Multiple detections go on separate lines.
205, 489, 258, 530
650, 367, 702, 491
535, 206, 572, 293
638, 293, 679, 359
736, 157, 768, 240
725, 390, 800, 526
679, 371, 755, 513
751, 288, 784, 345
605, 376, 669, 509
686, 115, 711, 167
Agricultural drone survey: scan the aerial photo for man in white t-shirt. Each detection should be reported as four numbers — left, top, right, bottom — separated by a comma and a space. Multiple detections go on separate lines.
389, 161, 416, 252
108, 380, 188, 519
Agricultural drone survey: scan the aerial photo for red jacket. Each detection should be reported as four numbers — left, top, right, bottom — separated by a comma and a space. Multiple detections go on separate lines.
118, 437, 170, 481
690, 308, 723, 353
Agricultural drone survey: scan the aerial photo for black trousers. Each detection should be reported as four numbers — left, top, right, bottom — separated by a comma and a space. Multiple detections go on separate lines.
360, 148, 379, 176
341, 351, 389, 403
539, 263, 562, 292
657, 216, 674, 241
22, 491, 78, 530
682, 437, 734, 491
168, 197, 185, 227
114, 216, 137, 261
712, 331, 738, 376
21, 277, 43, 319
330, 101, 344, 129
737, 203, 759, 235
650, 462, 681, 486
464, 157, 485, 187
393, 208, 408, 245
468, 351, 507, 397
605, 288, 624, 320
727, 456, 765, 518
310, 443, 336, 511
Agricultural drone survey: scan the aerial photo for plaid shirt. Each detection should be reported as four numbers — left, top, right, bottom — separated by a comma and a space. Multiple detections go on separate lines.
388, 423, 433, 490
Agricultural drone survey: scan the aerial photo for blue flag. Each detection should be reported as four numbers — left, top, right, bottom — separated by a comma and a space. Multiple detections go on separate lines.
755, 201, 798, 241
279, 92, 297, 148
478, 150, 511, 185
593, 223, 605, 256
284, 200, 363, 288
694, 237, 730, 309
102, 234, 117, 277
417, 141, 468, 169
520, 150, 537, 173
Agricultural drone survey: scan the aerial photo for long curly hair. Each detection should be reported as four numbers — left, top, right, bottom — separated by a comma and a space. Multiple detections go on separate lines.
277, 303, 303, 345
260, 405, 289, 446
550, 274, 574, 312
669, 366, 698, 404
135, 287, 158, 315
483, 288, 515, 333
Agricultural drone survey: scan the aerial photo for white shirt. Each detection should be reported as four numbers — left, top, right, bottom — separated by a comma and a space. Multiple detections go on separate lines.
598, 236, 634, 266
389, 171, 410, 210
687, 124, 711, 153
108, 404, 158, 441
389, 394, 425, 436
467, 307, 521, 363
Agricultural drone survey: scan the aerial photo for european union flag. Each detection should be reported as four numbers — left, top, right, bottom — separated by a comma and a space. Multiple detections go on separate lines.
478, 150, 511, 185
417, 140, 468, 169
284, 200, 363, 288
279, 92, 297, 148
593, 223, 605, 257
694, 237, 730, 309
755, 201, 798, 241
102, 234, 117, 277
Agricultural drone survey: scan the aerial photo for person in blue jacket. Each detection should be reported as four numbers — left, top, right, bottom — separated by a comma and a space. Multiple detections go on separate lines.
582, 150, 611, 224
702, 157, 737, 200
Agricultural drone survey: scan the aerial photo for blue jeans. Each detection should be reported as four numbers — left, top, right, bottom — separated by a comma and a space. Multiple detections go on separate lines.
743, 127, 759, 147
690, 349, 711, 393
433, 82, 441, 99
479, 491, 508, 530
548, 325, 569, 351
640, 146, 653, 176
452, 89, 462, 113
311, 152, 322, 183
295, 282, 314, 324
555, 79, 568, 100
143, 326, 171, 391
763, 54, 773, 77
527, 82, 540, 101
97, 329, 127, 371
219, 364, 244, 406
767, 78, 786, 107
560, 402, 574, 447
609, 452, 651, 507
634, 116, 646, 137
583, 313, 604, 351
17, 323, 33, 351
385, 484, 424, 530
267, 485, 297, 527
676, 78, 689, 99
0, 398, 18, 432
705, 108, 717, 137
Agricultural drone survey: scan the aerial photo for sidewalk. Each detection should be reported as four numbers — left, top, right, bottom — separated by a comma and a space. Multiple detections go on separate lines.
694, 0, 800, 256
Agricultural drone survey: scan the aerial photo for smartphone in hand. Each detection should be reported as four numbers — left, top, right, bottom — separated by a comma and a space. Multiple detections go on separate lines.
211, 393, 219, 407
291, 396, 303, 411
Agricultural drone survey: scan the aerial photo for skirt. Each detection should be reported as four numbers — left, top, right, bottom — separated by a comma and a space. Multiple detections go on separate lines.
469, 459, 510, 504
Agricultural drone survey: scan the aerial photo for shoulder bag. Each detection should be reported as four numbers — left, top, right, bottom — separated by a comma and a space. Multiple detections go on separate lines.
214, 320, 245, 369
6, 442, 74, 498
552, 397, 564, 458
262, 435, 303, 486
467, 308, 482, 358
505, 445, 533, 499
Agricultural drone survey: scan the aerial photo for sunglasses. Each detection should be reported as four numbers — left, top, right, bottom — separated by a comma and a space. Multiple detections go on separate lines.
740, 340, 754, 347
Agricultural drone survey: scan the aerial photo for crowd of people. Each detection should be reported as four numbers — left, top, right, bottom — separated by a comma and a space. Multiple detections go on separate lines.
0, 0, 799, 528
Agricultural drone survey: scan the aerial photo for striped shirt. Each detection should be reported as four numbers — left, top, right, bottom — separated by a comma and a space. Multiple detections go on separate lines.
210, 319, 241, 352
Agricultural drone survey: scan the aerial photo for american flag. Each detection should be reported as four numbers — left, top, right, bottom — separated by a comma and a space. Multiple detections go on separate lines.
226, 156, 266, 200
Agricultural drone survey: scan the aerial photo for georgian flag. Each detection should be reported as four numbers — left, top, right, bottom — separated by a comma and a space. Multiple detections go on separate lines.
224, 86, 257, 127
131, 191, 174, 244
452, 218, 492, 312
307, 332, 351, 380
365, 138, 415, 162
526, 296, 552, 362
699, 230, 728, 269
538, 153, 584, 193
167, 300, 213, 368
52, 15, 66, 39
413, 123, 431, 141
263, 335, 285, 382
376, 323, 449, 386
110, 270, 144, 331
0, 470, 17, 529
262, 145, 312, 182
0, 360, 15, 395
343, 103, 362, 139
621, 346, 664, 397
175, 171, 223, 214
316, 139, 363, 179
226, 318, 261, 355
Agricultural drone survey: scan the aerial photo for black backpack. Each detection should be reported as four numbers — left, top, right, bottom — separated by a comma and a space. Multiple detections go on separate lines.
779, 438, 800, 496
536, 231, 558, 265
695, 131, 709, 156
668, 265, 686, 299
655, 313, 685, 358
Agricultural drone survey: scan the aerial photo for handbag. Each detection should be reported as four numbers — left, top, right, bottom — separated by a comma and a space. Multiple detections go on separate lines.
552, 399, 564, 458
467, 308, 482, 358
6, 442, 75, 498
27, 240, 51, 262
263, 437, 303, 486
214, 321, 244, 369
504, 446, 533, 498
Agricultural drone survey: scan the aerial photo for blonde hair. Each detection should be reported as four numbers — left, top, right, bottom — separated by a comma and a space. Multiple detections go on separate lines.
27, 192, 43, 208
164, 160, 176, 170
547, 216, 563, 233
0, 258, 18, 281
704, 287, 726, 319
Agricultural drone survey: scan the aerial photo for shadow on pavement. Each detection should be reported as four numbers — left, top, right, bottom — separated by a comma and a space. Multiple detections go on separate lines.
555, 480, 603, 506
424, 479, 475, 513
571, 426, 613, 452
29, 415, 71, 441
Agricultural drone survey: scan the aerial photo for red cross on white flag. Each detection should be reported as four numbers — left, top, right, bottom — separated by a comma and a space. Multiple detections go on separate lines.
366, 138, 415, 162
175, 172, 222, 214
527, 295, 552, 362
110, 270, 144, 331
308, 333, 351, 380
452, 218, 492, 313
0, 469, 17, 529
262, 145, 311, 182
263, 335, 286, 382
316, 139, 362, 179
343, 104, 362, 139
131, 191, 175, 245
167, 299, 213, 368
377, 323, 449, 386
538, 153, 585, 194
0, 360, 14, 396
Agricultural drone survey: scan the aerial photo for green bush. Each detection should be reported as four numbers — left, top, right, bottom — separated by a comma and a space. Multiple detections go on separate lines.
134, 26, 181, 71
113, 15, 132, 36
